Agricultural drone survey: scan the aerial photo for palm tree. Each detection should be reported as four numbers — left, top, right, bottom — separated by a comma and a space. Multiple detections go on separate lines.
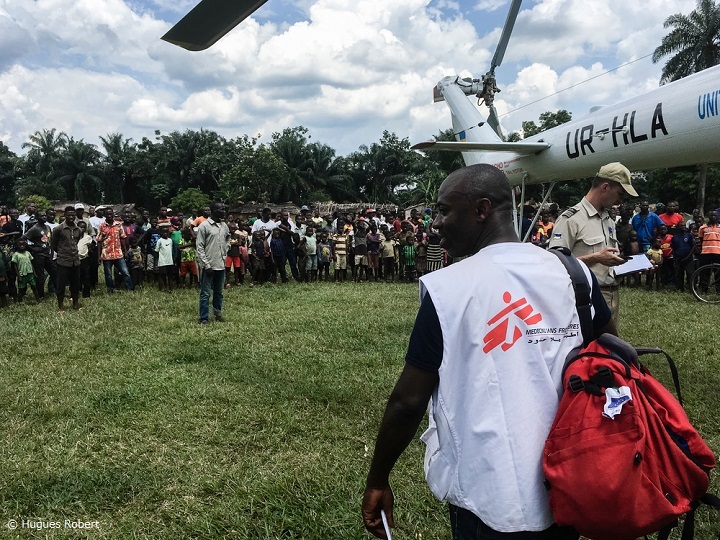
652, 0, 720, 83
54, 139, 102, 201
653, 0, 720, 212
21, 128, 68, 178
99, 133, 133, 203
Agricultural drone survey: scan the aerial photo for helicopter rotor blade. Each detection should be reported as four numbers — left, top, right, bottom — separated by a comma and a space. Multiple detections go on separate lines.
161, 0, 269, 51
489, 0, 522, 72
487, 103, 504, 140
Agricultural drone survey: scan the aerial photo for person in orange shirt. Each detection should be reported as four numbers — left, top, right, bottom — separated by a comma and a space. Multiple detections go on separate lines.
539, 209, 554, 239
698, 210, 720, 293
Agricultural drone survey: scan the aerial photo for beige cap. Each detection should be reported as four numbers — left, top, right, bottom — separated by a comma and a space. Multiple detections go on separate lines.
597, 162, 637, 197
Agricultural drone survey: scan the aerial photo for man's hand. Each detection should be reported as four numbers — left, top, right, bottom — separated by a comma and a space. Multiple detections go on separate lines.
583, 247, 625, 267
362, 485, 394, 539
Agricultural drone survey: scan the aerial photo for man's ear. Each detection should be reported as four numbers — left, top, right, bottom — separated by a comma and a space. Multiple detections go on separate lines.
476, 198, 492, 222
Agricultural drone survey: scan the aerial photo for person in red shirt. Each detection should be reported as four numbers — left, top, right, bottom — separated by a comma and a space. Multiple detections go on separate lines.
96, 208, 133, 292
657, 224, 675, 286
658, 201, 684, 230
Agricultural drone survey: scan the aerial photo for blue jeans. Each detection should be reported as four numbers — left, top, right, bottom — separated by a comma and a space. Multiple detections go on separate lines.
199, 268, 225, 322
449, 505, 578, 540
103, 258, 133, 291
284, 247, 299, 280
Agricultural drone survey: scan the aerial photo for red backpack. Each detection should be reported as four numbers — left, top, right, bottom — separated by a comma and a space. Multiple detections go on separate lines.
544, 248, 719, 540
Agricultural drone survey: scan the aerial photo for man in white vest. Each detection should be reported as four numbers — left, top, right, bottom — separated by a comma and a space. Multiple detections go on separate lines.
362, 164, 616, 540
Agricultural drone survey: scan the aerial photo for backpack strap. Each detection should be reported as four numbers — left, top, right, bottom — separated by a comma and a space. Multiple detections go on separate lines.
548, 247, 593, 347
636, 347, 684, 406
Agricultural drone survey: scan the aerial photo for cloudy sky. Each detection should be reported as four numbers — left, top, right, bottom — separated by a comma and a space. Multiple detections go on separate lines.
0, 0, 697, 157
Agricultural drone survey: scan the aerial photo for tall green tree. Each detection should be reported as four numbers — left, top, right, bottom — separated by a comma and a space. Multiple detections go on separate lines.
270, 126, 314, 202
99, 133, 134, 203
652, 0, 720, 83
54, 138, 103, 202
347, 131, 421, 203
521, 110, 572, 138
653, 0, 720, 212
0, 142, 18, 206
17, 128, 69, 200
21, 128, 68, 177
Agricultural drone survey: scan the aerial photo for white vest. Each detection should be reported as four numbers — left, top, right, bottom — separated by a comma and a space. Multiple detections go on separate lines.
419, 242, 593, 532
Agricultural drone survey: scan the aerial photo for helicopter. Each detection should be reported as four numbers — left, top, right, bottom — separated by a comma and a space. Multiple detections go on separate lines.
163, 0, 720, 234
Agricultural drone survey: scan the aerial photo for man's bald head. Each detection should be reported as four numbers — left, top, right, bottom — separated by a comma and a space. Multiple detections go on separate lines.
443, 164, 514, 217
433, 164, 518, 257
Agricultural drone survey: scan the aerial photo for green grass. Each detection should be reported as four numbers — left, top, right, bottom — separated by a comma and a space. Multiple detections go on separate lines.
0, 282, 718, 539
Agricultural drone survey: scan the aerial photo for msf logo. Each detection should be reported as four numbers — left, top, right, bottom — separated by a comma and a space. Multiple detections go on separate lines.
483, 292, 543, 353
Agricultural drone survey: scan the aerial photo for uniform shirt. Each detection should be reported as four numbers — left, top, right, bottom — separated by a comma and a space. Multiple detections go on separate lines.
549, 197, 619, 286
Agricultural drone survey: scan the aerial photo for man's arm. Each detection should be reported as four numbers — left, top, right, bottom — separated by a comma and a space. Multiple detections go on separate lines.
50, 227, 60, 253
195, 225, 211, 271
362, 364, 438, 539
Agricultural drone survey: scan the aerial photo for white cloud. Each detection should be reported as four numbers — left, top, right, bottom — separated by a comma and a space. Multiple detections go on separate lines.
0, 0, 703, 158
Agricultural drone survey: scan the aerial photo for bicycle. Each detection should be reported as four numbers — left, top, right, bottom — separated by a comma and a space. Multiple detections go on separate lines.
690, 263, 720, 303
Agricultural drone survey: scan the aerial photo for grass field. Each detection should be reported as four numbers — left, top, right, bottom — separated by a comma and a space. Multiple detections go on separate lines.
0, 281, 718, 539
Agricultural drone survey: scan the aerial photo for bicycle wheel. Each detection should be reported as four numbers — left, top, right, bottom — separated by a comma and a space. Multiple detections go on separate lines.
690, 263, 720, 303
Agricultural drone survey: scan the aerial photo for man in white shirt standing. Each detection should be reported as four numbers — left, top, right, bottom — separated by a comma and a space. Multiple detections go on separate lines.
362, 164, 615, 540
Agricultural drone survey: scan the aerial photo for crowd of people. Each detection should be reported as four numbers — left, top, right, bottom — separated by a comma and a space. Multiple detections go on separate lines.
0, 193, 718, 311
0, 202, 447, 309
528, 199, 720, 292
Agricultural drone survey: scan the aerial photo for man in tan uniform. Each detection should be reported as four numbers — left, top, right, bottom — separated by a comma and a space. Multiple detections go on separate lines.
549, 162, 637, 327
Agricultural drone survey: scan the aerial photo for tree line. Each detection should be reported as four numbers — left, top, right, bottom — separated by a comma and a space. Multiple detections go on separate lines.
1, 119, 718, 215
0, 126, 466, 213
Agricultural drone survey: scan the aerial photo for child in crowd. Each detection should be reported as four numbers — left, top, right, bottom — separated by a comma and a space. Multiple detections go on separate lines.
250, 230, 271, 286
269, 229, 285, 283
178, 227, 198, 288
657, 224, 674, 287
353, 221, 368, 282
530, 221, 547, 248
11, 238, 40, 303
144, 217, 160, 284
237, 223, 249, 283
0, 245, 8, 307
305, 226, 318, 283
646, 237, 664, 290
670, 223, 695, 292
332, 229, 348, 282
426, 227, 443, 274
126, 237, 145, 288
366, 223, 382, 282
401, 233, 418, 282
623, 230, 642, 287
415, 228, 428, 276
225, 224, 244, 287
317, 232, 333, 281
380, 232, 396, 282
155, 226, 175, 291
77, 221, 93, 298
